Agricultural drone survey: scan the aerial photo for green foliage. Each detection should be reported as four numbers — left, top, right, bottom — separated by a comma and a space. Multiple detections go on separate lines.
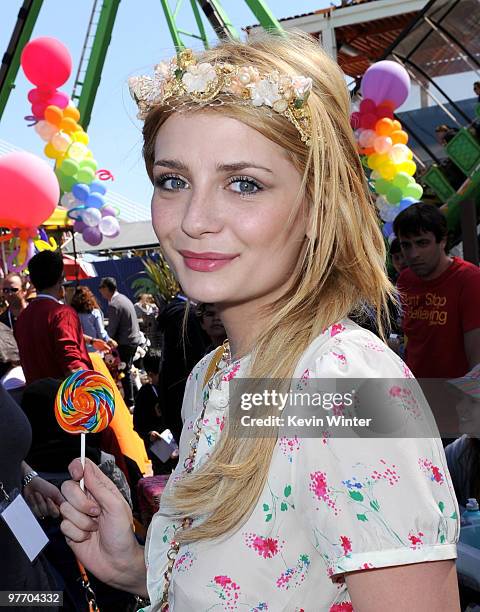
131, 254, 179, 302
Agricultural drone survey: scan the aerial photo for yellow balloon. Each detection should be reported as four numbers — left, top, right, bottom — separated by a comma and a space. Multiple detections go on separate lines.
72, 130, 89, 145
397, 160, 417, 176
44, 142, 63, 160
378, 161, 397, 181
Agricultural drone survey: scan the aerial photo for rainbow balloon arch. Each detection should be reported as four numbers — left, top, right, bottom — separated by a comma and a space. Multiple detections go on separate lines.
350, 61, 423, 241
0, 37, 121, 274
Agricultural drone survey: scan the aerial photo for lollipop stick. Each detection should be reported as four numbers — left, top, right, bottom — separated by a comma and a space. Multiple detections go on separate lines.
80, 433, 85, 492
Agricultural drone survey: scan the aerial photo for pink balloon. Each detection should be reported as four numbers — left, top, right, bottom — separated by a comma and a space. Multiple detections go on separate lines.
48, 91, 70, 109
28, 87, 55, 104
21, 37, 72, 88
31, 102, 48, 120
361, 61, 410, 109
359, 98, 376, 114
0, 152, 59, 228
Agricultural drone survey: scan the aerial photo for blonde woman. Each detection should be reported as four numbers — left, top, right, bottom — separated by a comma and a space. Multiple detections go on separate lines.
59, 33, 460, 611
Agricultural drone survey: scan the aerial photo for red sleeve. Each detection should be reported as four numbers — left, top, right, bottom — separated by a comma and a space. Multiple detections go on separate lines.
460, 269, 480, 333
52, 307, 92, 375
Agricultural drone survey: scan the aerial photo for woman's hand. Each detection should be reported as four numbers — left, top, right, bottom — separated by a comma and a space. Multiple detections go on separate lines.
60, 458, 147, 596
107, 339, 118, 349
92, 338, 111, 353
23, 477, 64, 519
149, 430, 161, 442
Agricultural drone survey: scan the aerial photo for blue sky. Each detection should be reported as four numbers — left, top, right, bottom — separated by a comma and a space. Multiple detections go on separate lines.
1, 1, 476, 222
0, 0, 325, 221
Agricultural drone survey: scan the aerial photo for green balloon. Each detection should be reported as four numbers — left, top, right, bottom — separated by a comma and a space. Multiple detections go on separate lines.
80, 158, 98, 172
386, 186, 403, 204
61, 159, 79, 177
76, 167, 96, 184
392, 172, 413, 189
404, 182, 423, 199
375, 178, 390, 195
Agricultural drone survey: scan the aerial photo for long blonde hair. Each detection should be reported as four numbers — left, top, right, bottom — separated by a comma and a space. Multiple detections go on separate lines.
143, 31, 393, 542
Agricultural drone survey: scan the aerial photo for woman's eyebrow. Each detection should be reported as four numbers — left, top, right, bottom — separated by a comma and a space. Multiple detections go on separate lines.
153, 159, 273, 174
154, 158, 188, 171
217, 162, 273, 174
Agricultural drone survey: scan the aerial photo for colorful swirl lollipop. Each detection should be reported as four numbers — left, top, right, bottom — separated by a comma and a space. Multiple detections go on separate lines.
55, 369, 115, 434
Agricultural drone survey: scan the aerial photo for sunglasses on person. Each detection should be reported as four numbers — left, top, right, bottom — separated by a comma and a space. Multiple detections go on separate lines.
1, 287, 20, 294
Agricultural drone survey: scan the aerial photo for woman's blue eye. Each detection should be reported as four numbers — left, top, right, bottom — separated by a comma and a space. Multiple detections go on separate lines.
229, 178, 262, 194
156, 176, 188, 191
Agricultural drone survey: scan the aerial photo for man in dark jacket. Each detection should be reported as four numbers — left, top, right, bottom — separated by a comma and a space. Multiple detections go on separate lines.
99, 277, 142, 407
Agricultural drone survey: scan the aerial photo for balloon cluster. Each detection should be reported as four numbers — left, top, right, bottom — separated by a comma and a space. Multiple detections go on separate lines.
350, 61, 423, 240
21, 37, 120, 247
61, 182, 120, 247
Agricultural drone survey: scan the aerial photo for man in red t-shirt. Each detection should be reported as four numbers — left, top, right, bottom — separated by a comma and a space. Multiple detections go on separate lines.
15, 251, 92, 384
394, 202, 480, 379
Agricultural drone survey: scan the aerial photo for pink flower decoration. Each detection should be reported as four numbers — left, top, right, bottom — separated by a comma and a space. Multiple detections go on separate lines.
418, 458, 444, 484
309, 471, 339, 514
244, 533, 282, 558
330, 323, 346, 337
408, 530, 424, 549
340, 535, 352, 556
330, 604, 353, 612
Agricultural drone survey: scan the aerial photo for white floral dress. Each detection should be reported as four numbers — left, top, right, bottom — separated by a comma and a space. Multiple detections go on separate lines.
143, 319, 459, 611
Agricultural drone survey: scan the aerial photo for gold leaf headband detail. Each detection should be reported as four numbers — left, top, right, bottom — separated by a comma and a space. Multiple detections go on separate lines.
128, 49, 313, 146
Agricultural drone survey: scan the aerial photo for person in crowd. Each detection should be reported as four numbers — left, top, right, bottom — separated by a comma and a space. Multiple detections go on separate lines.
71, 286, 116, 353
156, 294, 209, 443
474, 81, 480, 103
196, 302, 227, 352
133, 349, 178, 475
14, 251, 93, 384
389, 237, 408, 281
135, 293, 160, 348
394, 202, 480, 379
0, 272, 28, 329
0, 322, 24, 397
0, 383, 64, 599
435, 124, 459, 147
444, 364, 480, 507
99, 277, 142, 407
60, 33, 460, 610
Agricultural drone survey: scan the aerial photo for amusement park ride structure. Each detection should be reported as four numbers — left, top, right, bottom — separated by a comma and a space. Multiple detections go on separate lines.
0, 0, 479, 261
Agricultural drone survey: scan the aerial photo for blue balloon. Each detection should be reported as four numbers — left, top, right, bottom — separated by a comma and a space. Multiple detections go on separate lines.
382, 221, 393, 238
72, 183, 90, 202
399, 197, 419, 211
89, 181, 107, 195
86, 193, 106, 209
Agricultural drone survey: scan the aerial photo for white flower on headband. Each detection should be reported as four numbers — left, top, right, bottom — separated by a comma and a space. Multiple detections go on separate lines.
248, 78, 282, 108
182, 62, 217, 93
292, 76, 313, 99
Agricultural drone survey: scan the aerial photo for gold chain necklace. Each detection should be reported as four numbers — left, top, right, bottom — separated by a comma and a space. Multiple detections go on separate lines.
159, 340, 231, 611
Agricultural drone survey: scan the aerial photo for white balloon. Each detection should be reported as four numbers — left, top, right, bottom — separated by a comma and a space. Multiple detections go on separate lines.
82, 207, 102, 227
379, 203, 399, 223
34, 120, 58, 142
99, 215, 120, 237
60, 193, 77, 209
67, 142, 88, 161
51, 131, 72, 153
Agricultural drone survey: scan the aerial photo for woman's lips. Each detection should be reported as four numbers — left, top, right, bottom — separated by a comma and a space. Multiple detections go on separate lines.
179, 250, 238, 272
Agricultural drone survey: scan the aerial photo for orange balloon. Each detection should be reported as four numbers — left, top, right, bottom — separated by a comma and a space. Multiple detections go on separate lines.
361, 147, 374, 156
375, 118, 394, 136
392, 120, 402, 131
63, 106, 81, 122
44, 105, 63, 127
391, 130, 409, 145
60, 117, 79, 133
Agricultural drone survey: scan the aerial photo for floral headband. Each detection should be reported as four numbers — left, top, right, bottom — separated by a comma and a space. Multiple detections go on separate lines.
128, 49, 313, 145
